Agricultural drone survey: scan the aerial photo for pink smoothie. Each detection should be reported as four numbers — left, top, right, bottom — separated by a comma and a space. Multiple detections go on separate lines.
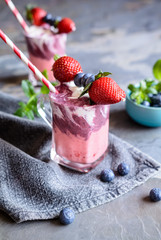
49, 83, 110, 170
24, 25, 67, 83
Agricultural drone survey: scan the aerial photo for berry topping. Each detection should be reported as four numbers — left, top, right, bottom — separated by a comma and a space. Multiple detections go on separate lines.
59, 207, 75, 225
26, 6, 47, 26
100, 169, 115, 182
52, 56, 83, 82
74, 73, 85, 87
74, 73, 95, 87
149, 188, 161, 202
117, 162, 130, 176
88, 77, 126, 105
43, 13, 54, 25
58, 17, 76, 33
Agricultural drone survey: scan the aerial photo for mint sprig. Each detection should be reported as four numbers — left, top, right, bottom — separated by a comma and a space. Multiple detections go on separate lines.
128, 59, 161, 104
128, 79, 161, 104
14, 70, 58, 120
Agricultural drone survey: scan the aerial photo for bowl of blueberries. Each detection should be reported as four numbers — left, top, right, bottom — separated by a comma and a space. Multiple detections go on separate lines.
126, 78, 161, 127
126, 59, 161, 127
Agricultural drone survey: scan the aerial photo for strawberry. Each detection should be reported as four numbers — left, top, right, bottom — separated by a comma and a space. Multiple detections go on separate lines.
57, 18, 76, 33
52, 56, 83, 82
26, 6, 47, 26
88, 77, 126, 104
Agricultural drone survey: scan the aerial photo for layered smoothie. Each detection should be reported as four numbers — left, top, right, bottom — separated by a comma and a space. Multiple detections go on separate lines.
49, 83, 110, 171
24, 25, 67, 84
38, 55, 125, 172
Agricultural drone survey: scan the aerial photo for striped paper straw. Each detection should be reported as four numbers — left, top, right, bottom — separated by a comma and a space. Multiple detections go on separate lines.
5, 0, 30, 33
0, 29, 58, 93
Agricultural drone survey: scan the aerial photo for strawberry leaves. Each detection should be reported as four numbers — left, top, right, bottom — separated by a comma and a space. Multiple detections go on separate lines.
95, 70, 112, 80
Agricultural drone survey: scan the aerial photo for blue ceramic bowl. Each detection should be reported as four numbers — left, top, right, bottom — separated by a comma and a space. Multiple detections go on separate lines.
126, 90, 161, 127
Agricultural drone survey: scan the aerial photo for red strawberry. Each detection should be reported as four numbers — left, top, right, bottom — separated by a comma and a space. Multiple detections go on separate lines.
52, 56, 83, 82
31, 8, 47, 26
26, 6, 47, 26
57, 18, 76, 33
88, 77, 126, 104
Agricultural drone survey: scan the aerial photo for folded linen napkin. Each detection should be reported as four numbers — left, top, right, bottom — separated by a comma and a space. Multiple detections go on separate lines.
0, 91, 160, 223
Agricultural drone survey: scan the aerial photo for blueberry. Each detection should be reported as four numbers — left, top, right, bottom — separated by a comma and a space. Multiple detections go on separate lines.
141, 101, 150, 107
117, 162, 130, 176
149, 188, 161, 202
84, 74, 95, 86
74, 73, 85, 87
59, 207, 75, 225
150, 94, 161, 105
81, 73, 95, 87
100, 169, 115, 182
151, 104, 160, 107
43, 13, 53, 24
148, 93, 153, 98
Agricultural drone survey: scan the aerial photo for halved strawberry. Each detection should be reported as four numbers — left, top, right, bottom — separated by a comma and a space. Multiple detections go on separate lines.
88, 77, 126, 104
52, 56, 83, 82
57, 18, 76, 33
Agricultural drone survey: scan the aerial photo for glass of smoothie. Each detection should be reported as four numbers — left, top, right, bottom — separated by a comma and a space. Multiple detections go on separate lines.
38, 83, 110, 173
24, 25, 67, 85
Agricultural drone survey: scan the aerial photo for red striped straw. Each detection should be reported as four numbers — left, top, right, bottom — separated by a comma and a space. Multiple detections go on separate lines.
0, 29, 58, 93
5, 0, 30, 33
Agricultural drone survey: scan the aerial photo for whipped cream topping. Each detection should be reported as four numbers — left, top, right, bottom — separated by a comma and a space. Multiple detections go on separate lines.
65, 81, 89, 99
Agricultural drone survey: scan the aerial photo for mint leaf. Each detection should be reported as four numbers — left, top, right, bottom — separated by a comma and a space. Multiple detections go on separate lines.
153, 59, 161, 81
128, 84, 138, 92
140, 80, 146, 91
41, 69, 49, 80
40, 84, 50, 94
21, 80, 35, 98
25, 109, 35, 120
155, 81, 161, 92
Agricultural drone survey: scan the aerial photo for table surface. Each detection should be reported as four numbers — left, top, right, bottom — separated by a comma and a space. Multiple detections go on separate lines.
0, 0, 161, 239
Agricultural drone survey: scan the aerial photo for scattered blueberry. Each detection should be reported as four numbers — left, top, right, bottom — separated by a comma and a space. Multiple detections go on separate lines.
141, 101, 150, 107
100, 169, 115, 182
149, 188, 161, 202
117, 162, 130, 176
59, 207, 75, 225
74, 73, 85, 87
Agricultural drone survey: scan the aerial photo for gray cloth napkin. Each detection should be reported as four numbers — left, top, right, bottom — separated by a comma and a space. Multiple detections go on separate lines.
0, 91, 160, 223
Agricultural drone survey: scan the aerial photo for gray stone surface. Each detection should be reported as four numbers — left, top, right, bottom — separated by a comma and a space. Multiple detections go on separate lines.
1, 0, 161, 239
0, 178, 161, 240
